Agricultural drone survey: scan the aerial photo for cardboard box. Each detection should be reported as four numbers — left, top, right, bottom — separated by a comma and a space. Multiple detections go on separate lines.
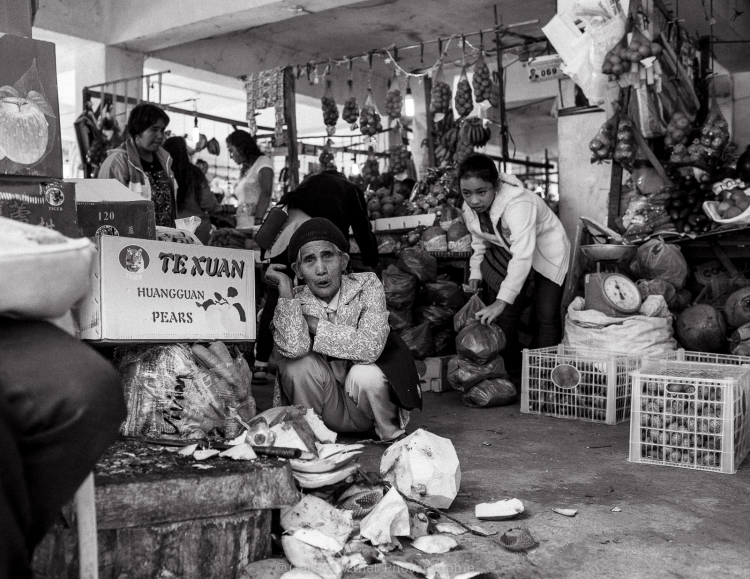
416, 356, 453, 392
74, 236, 256, 343
0, 0, 33, 37
0, 34, 63, 178
70, 178, 156, 240
0, 178, 78, 237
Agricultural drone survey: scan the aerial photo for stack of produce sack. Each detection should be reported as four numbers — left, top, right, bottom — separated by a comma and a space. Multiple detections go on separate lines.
382, 247, 467, 359
447, 295, 516, 408
115, 341, 256, 440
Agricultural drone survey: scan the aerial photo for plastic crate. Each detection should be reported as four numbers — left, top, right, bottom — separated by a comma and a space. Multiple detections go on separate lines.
629, 360, 750, 474
676, 350, 750, 366
521, 346, 653, 425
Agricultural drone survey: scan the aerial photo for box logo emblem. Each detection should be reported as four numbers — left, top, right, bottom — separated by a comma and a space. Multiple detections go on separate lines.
44, 186, 64, 206
119, 245, 150, 273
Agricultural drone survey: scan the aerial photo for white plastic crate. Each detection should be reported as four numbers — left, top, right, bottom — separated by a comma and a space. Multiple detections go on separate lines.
676, 350, 750, 366
629, 359, 750, 474
521, 346, 655, 425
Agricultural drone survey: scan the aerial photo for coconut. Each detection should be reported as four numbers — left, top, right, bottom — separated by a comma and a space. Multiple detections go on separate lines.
724, 287, 750, 328
675, 305, 727, 352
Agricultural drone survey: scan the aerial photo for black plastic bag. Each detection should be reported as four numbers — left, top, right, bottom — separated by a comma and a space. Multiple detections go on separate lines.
462, 378, 517, 408
447, 355, 506, 391
397, 247, 438, 283
415, 304, 456, 328
636, 238, 689, 290
454, 294, 486, 332
434, 328, 457, 355
382, 264, 417, 309
456, 322, 506, 364
387, 305, 413, 332
400, 322, 435, 360
423, 280, 466, 312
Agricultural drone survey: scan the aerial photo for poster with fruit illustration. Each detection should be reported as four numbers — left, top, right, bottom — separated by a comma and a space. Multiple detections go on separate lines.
0, 35, 62, 177
74, 237, 256, 342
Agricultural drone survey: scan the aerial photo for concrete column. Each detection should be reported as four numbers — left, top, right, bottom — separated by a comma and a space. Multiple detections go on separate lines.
732, 72, 750, 153
74, 44, 145, 122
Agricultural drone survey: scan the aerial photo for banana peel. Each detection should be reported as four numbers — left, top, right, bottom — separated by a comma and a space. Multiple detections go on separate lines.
293, 463, 359, 489
289, 449, 361, 474
316, 443, 364, 460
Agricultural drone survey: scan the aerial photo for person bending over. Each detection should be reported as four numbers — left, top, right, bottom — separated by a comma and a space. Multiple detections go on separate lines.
266, 218, 421, 442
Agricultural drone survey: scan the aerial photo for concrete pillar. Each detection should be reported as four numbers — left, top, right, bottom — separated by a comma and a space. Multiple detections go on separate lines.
74, 44, 145, 128
732, 72, 750, 152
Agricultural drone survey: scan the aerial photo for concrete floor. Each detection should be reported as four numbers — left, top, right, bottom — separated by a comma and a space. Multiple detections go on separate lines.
255, 384, 750, 579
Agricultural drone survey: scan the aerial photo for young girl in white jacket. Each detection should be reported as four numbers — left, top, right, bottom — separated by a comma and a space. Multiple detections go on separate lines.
459, 153, 570, 377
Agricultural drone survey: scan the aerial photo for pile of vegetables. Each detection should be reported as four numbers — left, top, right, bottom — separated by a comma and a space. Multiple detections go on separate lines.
472, 54, 492, 103
384, 84, 403, 120
454, 69, 473, 117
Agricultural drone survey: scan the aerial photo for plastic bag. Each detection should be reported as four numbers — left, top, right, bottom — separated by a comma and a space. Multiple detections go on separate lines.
401, 322, 435, 360
563, 296, 678, 357
434, 328, 456, 355
415, 304, 455, 328
454, 66, 473, 117
342, 79, 359, 129
454, 294, 486, 332
321, 80, 339, 136
383, 264, 417, 309
423, 280, 466, 312
699, 100, 730, 157
456, 323, 506, 364
430, 64, 452, 119
384, 76, 403, 120
542, 9, 625, 105
115, 343, 252, 440
447, 355, 506, 392
359, 89, 383, 137
589, 114, 616, 163
397, 247, 438, 283
636, 238, 689, 290
636, 278, 677, 308
462, 378, 516, 408
388, 305, 413, 332
378, 235, 399, 255
191, 342, 256, 430
472, 52, 492, 103
156, 226, 202, 245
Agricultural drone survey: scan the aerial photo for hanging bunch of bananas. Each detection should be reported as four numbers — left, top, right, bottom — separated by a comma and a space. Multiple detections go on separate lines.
460, 117, 492, 147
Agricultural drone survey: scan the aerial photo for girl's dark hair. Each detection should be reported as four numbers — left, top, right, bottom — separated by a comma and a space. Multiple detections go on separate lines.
226, 130, 263, 174
163, 136, 205, 211
127, 103, 170, 138
457, 153, 500, 186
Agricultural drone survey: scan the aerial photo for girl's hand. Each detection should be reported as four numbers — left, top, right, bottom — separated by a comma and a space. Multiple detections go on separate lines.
469, 279, 481, 291
475, 300, 507, 325
265, 264, 294, 299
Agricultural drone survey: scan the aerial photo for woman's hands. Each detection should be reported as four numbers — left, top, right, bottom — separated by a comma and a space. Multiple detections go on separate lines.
468, 279, 481, 291
475, 299, 507, 325
265, 264, 294, 299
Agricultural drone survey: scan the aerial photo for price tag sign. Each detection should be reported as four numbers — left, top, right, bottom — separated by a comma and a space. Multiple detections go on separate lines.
523, 55, 567, 83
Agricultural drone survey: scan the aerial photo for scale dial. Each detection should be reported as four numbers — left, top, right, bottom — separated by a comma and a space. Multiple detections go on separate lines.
601, 273, 642, 314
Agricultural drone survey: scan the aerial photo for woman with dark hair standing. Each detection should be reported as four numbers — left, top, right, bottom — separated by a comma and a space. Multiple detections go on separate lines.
226, 130, 274, 228
458, 153, 570, 381
98, 103, 176, 227
162, 136, 217, 244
